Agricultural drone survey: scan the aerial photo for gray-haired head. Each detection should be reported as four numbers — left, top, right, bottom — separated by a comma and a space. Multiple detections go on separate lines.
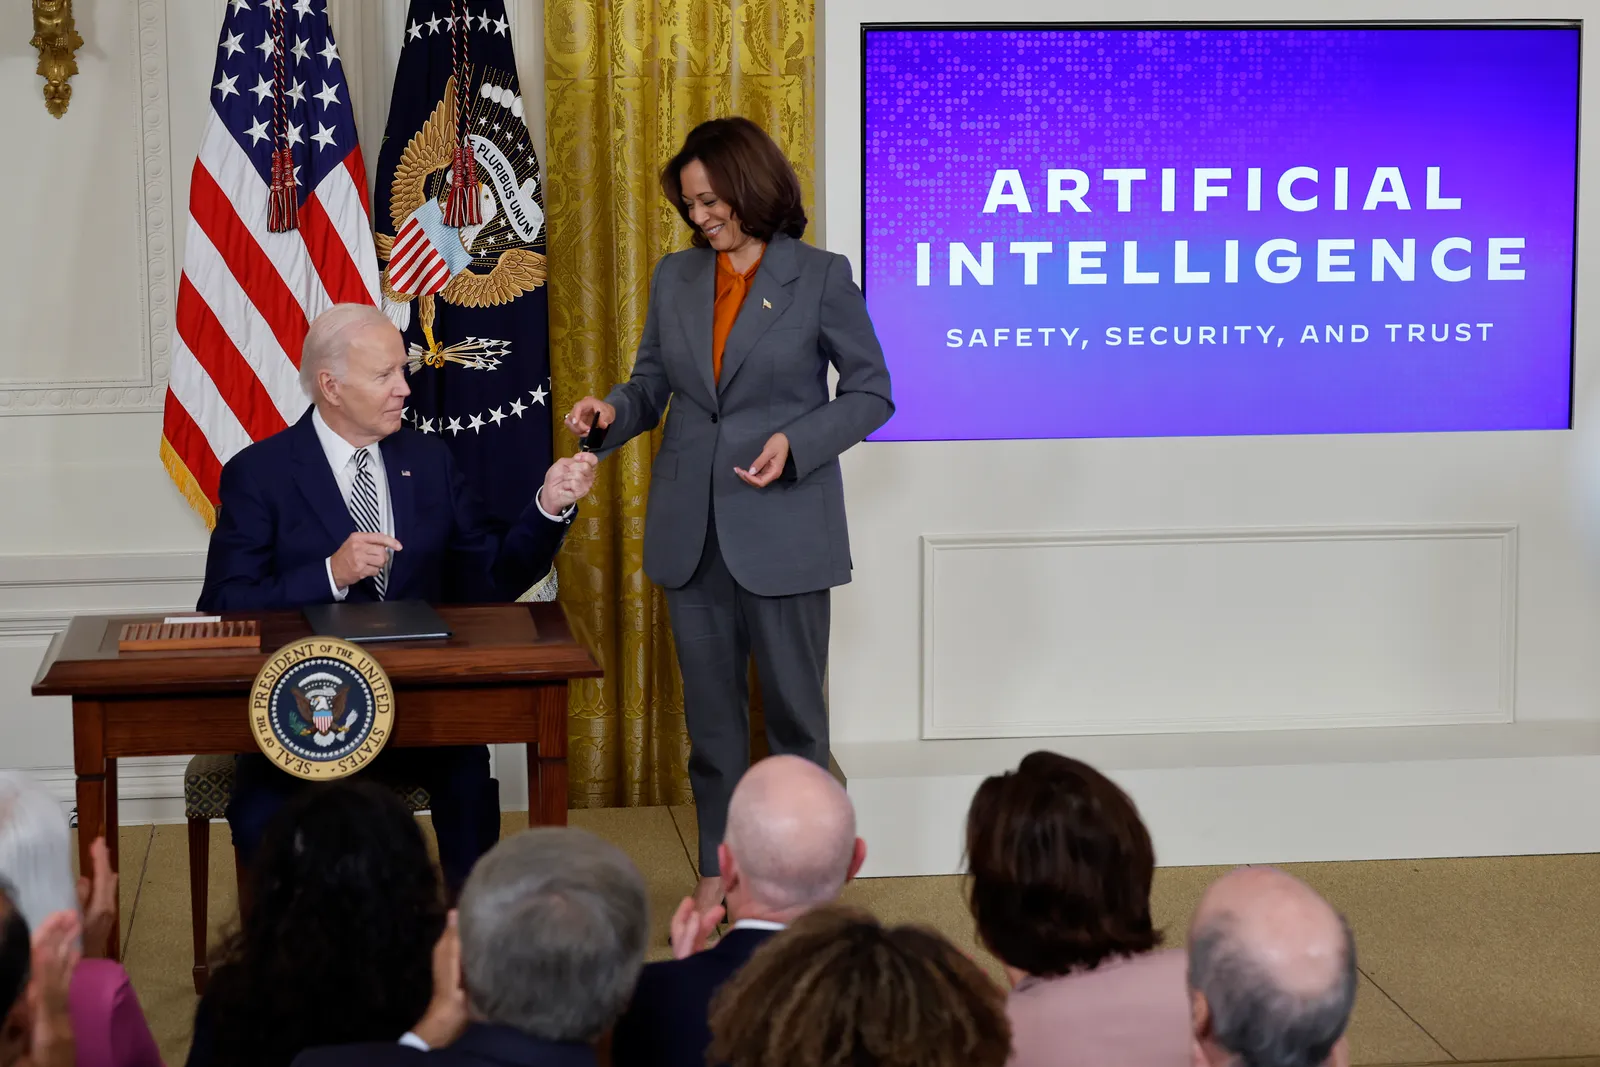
723, 755, 859, 914
0, 773, 76, 933
298, 303, 397, 400
457, 827, 649, 1043
1187, 867, 1357, 1067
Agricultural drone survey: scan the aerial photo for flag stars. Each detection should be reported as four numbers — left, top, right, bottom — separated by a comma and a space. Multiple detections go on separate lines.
311, 123, 338, 150
244, 116, 271, 145
477, 10, 492, 31
419, 416, 435, 434
407, 19, 423, 41
446, 417, 463, 436
314, 81, 340, 108
250, 74, 274, 104
256, 32, 275, 59
293, 0, 314, 16
509, 398, 528, 417
318, 39, 340, 65
215, 73, 240, 99
221, 30, 245, 58
489, 407, 507, 425
492, 14, 509, 35
425, 13, 442, 34
291, 36, 310, 63
468, 413, 486, 433
529, 385, 548, 405
285, 121, 304, 146
286, 78, 307, 106
228, 0, 250, 13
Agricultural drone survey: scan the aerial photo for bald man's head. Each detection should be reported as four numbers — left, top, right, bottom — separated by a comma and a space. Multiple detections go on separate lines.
721, 756, 860, 914
1187, 868, 1356, 1067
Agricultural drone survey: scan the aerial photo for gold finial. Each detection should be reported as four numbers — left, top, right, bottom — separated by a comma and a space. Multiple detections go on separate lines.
31, 0, 84, 119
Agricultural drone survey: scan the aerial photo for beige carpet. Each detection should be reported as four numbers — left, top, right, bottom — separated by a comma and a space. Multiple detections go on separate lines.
99, 809, 1600, 1067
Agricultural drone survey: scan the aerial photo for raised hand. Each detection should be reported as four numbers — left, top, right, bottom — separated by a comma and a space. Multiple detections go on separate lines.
74, 836, 117, 959
668, 894, 725, 961
563, 397, 616, 437
539, 454, 600, 514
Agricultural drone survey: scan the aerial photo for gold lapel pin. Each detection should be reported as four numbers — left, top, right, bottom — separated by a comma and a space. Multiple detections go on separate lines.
762, 298, 772, 309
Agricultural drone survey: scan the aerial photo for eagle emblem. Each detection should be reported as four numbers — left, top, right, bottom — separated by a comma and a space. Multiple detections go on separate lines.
289, 671, 358, 748
376, 73, 546, 367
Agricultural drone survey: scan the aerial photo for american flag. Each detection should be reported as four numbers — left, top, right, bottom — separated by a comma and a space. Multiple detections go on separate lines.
160, 0, 379, 526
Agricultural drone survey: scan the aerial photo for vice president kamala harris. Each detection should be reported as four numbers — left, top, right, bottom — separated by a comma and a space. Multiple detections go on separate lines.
566, 118, 893, 912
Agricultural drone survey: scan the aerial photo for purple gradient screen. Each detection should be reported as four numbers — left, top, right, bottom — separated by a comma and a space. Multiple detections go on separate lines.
862, 26, 1580, 440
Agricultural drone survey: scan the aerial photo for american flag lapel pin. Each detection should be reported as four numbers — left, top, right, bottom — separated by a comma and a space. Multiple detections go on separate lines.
762, 298, 772, 309
401, 470, 411, 477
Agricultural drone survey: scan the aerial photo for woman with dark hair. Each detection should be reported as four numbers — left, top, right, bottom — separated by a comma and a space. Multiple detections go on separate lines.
708, 905, 1010, 1067
185, 780, 445, 1067
966, 752, 1189, 1067
565, 117, 894, 914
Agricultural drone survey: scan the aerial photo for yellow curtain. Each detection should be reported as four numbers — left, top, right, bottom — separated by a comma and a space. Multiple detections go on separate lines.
545, 0, 815, 807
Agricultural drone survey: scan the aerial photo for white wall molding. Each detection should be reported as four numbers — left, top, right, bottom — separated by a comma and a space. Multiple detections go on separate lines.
0, 0, 173, 414
920, 524, 1520, 739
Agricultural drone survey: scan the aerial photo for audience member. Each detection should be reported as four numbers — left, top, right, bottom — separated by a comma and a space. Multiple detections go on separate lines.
1186, 867, 1357, 1067
708, 905, 1009, 1067
186, 780, 445, 1067
612, 755, 866, 1067
1, 881, 81, 1067
292, 826, 649, 1066
965, 751, 1188, 1067
0, 774, 161, 1067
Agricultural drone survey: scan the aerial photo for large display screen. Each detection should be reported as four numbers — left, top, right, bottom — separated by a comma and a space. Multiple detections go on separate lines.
861, 25, 1581, 440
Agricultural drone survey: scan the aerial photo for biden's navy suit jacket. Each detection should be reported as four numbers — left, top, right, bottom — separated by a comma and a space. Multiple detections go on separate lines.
198, 409, 567, 612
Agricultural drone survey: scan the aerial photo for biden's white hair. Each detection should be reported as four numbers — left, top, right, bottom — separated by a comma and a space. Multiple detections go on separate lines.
0, 772, 78, 932
299, 303, 398, 398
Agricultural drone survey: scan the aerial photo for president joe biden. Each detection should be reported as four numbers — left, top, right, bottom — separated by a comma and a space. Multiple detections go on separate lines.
198, 303, 597, 890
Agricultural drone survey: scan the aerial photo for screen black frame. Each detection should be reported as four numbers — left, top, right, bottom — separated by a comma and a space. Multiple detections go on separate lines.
858, 20, 1584, 435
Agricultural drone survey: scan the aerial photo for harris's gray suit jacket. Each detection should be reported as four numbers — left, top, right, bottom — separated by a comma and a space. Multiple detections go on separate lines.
602, 233, 894, 597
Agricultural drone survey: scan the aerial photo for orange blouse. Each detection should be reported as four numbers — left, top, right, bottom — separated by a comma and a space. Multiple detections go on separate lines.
712, 250, 764, 383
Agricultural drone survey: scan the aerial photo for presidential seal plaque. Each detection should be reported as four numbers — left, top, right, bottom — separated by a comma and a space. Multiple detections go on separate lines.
250, 638, 394, 781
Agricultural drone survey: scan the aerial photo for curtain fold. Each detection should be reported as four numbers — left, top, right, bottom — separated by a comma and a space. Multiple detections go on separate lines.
545, 0, 815, 807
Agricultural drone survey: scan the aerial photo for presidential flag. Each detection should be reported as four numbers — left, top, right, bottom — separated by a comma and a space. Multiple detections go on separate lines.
373, 1, 552, 555
161, 0, 380, 525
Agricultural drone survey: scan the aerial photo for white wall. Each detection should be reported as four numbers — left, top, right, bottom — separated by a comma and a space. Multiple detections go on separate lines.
820, 0, 1600, 873
0, 0, 545, 815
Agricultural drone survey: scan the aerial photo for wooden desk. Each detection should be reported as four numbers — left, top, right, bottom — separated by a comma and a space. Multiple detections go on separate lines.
32, 603, 600, 960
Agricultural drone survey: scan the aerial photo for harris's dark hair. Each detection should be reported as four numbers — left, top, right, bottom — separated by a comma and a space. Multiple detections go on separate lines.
203, 780, 445, 1067
0, 882, 28, 1021
965, 751, 1161, 977
661, 117, 807, 247
708, 905, 1010, 1067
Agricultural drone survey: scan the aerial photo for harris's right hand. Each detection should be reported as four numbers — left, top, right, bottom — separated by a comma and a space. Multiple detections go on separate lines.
564, 397, 615, 437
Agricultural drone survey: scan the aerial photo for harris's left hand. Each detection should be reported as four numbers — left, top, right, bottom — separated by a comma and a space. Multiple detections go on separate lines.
540, 453, 599, 513
735, 433, 789, 488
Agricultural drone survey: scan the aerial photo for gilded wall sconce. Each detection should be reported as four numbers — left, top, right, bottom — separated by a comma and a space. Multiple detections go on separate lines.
31, 0, 84, 118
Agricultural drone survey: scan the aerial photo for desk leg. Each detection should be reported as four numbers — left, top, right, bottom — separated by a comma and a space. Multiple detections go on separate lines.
529, 684, 569, 828
72, 700, 119, 961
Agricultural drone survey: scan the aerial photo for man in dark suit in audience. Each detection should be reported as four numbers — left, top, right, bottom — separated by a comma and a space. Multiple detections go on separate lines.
292, 828, 648, 1067
610, 755, 867, 1067
1187, 867, 1358, 1067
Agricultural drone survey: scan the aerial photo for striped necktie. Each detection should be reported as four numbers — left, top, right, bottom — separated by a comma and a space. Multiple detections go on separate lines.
348, 448, 387, 599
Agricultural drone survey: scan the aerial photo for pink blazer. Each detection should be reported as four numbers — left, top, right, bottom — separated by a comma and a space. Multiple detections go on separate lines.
69, 959, 164, 1067
1006, 948, 1190, 1067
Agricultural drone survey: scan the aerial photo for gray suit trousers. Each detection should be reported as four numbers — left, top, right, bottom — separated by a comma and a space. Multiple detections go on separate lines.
665, 515, 830, 875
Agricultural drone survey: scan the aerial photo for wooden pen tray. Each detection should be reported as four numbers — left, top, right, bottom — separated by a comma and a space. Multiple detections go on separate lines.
117, 619, 260, 652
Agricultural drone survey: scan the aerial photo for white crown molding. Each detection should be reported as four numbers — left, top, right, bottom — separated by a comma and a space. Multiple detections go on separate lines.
0, 0, 173, 415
